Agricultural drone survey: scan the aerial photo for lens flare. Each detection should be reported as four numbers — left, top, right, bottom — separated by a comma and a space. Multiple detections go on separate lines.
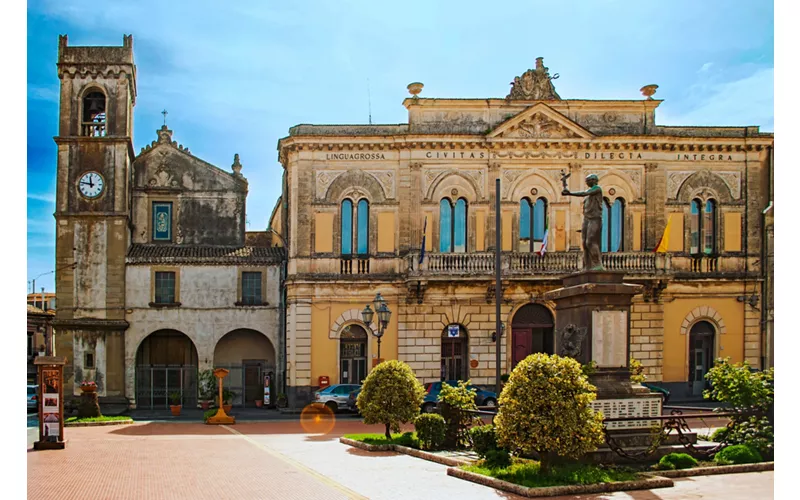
300, 404, 336, 434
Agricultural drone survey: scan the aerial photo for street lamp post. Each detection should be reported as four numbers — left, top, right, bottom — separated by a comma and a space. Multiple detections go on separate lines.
361, 292, 392, 364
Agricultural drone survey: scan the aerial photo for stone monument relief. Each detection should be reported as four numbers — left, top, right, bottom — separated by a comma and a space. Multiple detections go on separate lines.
591, 310, 628, 368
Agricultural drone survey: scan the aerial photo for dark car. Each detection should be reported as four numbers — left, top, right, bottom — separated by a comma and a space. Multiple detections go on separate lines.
421, 381, 497, 414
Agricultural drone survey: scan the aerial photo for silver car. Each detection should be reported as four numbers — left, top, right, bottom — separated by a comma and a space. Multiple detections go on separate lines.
27, 385, 38, 411
313, 384, 360, 413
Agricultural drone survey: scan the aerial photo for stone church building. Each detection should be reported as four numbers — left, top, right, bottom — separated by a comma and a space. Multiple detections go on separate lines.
52, 36, 283, 410
50, 35, 773, 409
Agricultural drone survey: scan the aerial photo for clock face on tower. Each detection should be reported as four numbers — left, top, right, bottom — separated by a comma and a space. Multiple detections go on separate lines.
78, 171, 105, 199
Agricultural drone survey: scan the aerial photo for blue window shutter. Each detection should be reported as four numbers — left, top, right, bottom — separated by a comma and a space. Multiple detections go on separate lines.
454, 198, 467, 253
610, 198, 624, 252
519, 199, 532, 241
357, 199, 369, 255
341, 200, 353, 255
439, 199, 452, 253
533, 198, 546, 241
601, 199, 609, 253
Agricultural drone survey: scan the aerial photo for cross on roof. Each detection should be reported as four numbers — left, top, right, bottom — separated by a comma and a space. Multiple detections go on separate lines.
161, 109, 168, 126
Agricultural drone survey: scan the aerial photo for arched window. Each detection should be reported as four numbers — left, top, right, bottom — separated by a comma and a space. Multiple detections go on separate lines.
610, 198, 624, 252
357, 199, 369, 255
341, 199, 353, 255
519, 197, 548, 252
441, 325, 468, 381
454, 198, 467, 253
703, 199, 716, 255
601, 197, 624, 252
439, 198, 453, 253
690, 199, 702, 254
82, 91, 106, 137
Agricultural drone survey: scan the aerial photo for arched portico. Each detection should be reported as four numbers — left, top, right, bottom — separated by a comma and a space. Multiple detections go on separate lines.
135, 329, 199, 409
213, 329, 276, 407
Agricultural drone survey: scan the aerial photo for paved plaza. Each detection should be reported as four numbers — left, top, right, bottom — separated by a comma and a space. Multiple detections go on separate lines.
27, 417, 772, 500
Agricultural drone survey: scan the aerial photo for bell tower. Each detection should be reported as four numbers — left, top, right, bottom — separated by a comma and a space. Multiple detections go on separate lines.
53, 35, 136, 400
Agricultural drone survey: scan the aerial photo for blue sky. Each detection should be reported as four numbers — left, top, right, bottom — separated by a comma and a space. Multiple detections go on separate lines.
26, 0, 774, 293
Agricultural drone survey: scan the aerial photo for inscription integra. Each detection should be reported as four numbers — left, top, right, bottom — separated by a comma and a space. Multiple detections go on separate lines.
325, 153, 386, 160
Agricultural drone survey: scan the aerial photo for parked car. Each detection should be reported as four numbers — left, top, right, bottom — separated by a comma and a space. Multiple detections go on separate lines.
347, 388, 361, 413
27, 385, 38, 411
642, 382, 670, 405
421, 381, 497, 414
313, 384, 361, 413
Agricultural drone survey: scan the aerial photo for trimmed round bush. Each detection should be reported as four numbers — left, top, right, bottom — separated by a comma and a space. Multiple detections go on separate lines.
469, 424, 498, 458
415, 413, 446, 450
356, 360, 426, 439
658, 452, 698, 470
714, 444, 763, 465
484, 448, 511, 469
495, 353, 604, 474
710, 427, 728, 442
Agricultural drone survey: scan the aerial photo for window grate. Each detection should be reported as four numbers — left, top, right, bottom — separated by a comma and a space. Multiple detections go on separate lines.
154, 272, 176, 304
241, 272, 262, 304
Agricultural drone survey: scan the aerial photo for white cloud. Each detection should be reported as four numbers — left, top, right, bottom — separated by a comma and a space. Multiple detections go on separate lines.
660, 67, 774, 131
699, 62, 713, 73
27, 192, 55, 203
28, 84, 59, 102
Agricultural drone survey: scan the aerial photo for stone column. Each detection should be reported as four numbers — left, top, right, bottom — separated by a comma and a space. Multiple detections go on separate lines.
644, 163, 665, 250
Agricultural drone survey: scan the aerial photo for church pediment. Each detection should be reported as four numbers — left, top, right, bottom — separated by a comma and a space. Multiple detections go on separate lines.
487, 103, 594, 140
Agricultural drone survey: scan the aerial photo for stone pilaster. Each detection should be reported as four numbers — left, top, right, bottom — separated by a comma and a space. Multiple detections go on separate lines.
744, 301, 761, 368
287, 300, 312, 406
629, 299, 664, 382
644, 163, 665, 250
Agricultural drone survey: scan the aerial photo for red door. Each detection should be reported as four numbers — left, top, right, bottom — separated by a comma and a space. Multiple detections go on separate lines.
512, 329, 533, 369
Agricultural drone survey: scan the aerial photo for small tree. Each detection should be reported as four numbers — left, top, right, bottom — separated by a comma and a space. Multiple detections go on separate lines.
495, 353, 604, 474
704, 358, 774, 458
357, 360, 426, 440
438, 381, 477, 448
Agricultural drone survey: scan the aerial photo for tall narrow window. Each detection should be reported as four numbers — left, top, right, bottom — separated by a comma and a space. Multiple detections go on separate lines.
610, 198, 624, 252
601, 199, 610, 253
341, 199, 353, 255
357, 199, 369, 255
82, 91, 106, 137
519, 199, 532, 243
241, 271, 263, 305
704, 199, 716, 255
152, 202, 173, 242
439, 198, 453, 253
690, 199, 702, 254
454, 198, 467, 253
154, 272, 176, 304
533, 198, 547, 252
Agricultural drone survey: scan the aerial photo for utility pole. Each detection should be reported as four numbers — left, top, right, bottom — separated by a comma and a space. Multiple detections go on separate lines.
495, 178, 503, 396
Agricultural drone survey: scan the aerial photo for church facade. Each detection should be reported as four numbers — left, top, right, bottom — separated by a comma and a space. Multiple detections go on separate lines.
52, 36, 284, 409
277, 59, 774, 404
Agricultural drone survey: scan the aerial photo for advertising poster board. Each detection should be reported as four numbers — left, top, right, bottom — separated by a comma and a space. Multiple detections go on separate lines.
34, 358, 66, 450
263, 374, 271, 405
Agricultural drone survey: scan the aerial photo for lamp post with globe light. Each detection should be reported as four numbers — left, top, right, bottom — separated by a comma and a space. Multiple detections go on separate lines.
361, 292, 392, 364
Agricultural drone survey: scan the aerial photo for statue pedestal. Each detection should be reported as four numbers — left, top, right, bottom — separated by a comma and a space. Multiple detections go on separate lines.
546, 271, 674, 462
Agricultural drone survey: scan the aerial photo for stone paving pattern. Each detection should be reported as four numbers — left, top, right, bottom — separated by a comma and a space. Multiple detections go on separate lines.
28, 419, 773, 500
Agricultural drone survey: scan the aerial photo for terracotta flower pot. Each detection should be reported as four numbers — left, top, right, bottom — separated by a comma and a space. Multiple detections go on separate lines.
80, 385, 97, 393
223, 404, 233, 414
200, 401, 211, 410
170, 405, 181, 416
255, 400, 263, 408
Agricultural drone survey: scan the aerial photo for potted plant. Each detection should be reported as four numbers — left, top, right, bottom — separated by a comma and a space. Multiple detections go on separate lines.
198, 369, 216, 410
80, 381, 97, 393
255, 398, 264, 408
276, 393, 288, 408
169, 392, 182, 416
222, 389, 235, 414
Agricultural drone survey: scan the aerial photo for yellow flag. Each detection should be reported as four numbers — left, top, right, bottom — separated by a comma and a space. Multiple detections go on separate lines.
655, 215, 672, 253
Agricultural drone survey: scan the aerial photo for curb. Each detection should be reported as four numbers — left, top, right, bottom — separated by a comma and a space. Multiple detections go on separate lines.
65, 419, 134, 428
446, 467, 673, 498
645, 461, 774, 478
339, 438, 474, 466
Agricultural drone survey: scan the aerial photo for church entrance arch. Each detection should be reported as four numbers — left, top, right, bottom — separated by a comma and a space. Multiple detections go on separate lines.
511, 304, 555, 369
214, 329, 275, 407
135, 330, 199, 409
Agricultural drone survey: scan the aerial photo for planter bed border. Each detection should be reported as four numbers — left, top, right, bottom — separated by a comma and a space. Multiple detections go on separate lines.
644, 461, 774, 478
447, 466, 673, 498
339, 437, 472, 466
65, 419, 134, 428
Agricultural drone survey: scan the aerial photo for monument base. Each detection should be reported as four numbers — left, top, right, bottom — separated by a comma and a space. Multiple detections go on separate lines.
33, 440, 65, 450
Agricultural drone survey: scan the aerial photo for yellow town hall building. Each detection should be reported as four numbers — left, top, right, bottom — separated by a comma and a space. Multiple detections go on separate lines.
275, 59, 774, 404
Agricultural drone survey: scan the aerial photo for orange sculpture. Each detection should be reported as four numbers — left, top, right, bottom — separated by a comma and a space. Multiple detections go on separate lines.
206, 368, 235, 425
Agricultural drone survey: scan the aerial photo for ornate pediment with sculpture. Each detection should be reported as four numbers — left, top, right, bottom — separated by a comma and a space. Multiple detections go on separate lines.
507, 57, 561, 101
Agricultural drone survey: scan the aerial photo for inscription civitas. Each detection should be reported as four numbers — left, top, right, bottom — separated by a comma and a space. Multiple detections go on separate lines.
325, 152, 387, 160
426, 151, 487, 159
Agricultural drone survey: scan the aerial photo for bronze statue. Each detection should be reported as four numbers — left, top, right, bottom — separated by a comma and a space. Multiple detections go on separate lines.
562, 174, 604, 271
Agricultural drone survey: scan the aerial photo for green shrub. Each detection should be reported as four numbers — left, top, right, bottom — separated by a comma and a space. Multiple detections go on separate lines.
198, 369, 216, 401
658, 453, 698, 470
495, 353, 604, 474
710, 427, 728, 442
356, 360, 426, 439
393, 431, 420, 448
415, 414, 446, 450
438, 381, 477, 448
484, 448, 512, 469
202, 408, 217, 422
714, 444, 763, 465
629, 357, 646, 384
469, 424, 498, 458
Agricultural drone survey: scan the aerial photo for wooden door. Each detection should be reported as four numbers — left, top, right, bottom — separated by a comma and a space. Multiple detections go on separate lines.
512, 328, 533, 369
